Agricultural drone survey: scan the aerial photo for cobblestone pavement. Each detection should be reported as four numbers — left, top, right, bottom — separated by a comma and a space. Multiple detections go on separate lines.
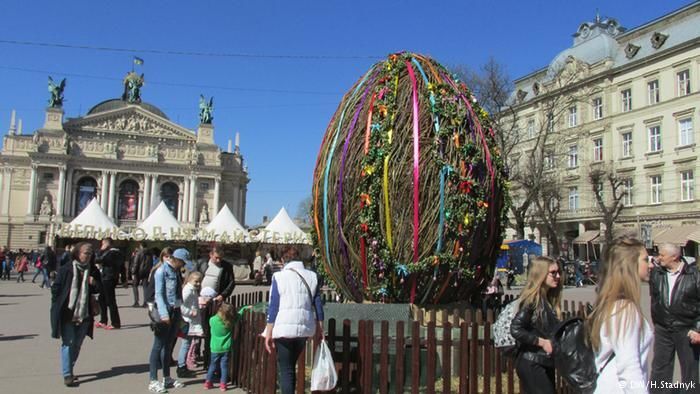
0, 276, 247, 394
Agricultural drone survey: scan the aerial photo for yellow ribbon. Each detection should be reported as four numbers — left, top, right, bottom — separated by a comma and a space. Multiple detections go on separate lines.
383, 154, 393, 251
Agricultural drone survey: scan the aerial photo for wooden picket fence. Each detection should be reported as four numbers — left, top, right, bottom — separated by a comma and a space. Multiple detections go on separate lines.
226, 291, 590, 393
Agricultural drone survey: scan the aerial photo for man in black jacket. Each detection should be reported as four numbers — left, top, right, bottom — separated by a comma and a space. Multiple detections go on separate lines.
649, 243, 700, 394
196, 245, 235, 372
129, 242, 151, 308
95, 238, 123, 329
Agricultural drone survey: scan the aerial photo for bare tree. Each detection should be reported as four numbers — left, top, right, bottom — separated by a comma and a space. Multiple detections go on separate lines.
456, 56, 602, 254
296, 195, 313, 224
589, 166, 627, 247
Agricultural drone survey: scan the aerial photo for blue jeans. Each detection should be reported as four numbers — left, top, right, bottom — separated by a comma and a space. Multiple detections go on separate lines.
206, 352, 229, 384
149, 311, 179, 381
177, 335, 192, 368
275, 337, 307, 394
60, 320, 91, 377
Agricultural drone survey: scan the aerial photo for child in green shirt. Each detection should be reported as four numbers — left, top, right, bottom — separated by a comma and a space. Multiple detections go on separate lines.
205, 303, 234, 391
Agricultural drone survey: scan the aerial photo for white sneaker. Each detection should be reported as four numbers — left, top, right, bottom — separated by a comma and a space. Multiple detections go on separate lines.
148, 380, 168, 393
163, 377, 185, 389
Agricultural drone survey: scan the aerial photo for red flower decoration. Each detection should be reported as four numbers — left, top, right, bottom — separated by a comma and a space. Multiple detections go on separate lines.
360, 223, 369, 233
458, 180, 472, 194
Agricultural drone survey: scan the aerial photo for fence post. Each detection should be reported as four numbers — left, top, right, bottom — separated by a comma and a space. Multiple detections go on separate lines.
483, 321, 492, 394
364, 320, 374, 394
469, 322, 478, 394
442, 321, 452, 394
411, 320, 421, 394
426, 320, 436, 394
379, 321, 389, 394
395, 321, 405, 394
341, 319, 351, 393
459, 322, 468, 394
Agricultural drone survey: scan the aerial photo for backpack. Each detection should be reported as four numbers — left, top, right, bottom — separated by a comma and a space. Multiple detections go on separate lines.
492, 298, 520, 355
551, 317, 614, 394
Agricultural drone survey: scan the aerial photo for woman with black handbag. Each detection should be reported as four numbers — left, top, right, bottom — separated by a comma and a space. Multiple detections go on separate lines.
510, 256, 562, 394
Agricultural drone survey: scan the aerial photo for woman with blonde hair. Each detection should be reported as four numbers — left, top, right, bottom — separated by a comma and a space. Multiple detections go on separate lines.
510, 256, 562, 394
588, 237, 654, 394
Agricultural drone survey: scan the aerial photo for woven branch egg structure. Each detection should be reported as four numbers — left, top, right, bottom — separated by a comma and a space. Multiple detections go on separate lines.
312, 52, 509, 305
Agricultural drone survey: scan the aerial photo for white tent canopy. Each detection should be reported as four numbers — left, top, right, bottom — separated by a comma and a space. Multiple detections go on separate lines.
201, 204, 249, 242
256, 207, 310, 244
137, 201, 183, 240
59, 198, 120, 238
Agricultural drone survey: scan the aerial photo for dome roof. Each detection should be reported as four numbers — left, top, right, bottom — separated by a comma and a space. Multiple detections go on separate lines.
87, 99, 169, 120
547, 33, 618, 78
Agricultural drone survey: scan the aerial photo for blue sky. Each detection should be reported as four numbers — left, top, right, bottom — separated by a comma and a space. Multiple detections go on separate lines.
0, 0, 692, 225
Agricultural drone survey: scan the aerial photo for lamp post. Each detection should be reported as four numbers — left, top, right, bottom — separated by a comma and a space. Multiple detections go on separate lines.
636, 211, 641, 238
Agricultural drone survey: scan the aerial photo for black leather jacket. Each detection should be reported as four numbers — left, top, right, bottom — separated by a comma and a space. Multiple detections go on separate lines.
510, 300, 560, 366
95, 248, 124, 282
650, 262, 700, 332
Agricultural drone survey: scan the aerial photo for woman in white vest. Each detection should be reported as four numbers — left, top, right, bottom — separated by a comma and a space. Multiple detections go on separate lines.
264, 246, 324, 394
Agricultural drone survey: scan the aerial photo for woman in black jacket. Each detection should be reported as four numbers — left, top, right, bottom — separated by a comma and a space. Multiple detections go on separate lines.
50, 242, 102, 387
510, 256, 562, 394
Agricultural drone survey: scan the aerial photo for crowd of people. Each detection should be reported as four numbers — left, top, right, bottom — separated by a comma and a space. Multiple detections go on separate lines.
510, 239, 699, 394
35, 238, 324, 393
4, 235, 699, 393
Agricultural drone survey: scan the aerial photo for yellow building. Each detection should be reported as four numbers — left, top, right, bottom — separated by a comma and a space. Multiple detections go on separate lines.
508, 3, 700, 255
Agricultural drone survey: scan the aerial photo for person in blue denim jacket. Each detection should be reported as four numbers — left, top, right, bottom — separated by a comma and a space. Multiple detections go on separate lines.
147, 248, 193, 393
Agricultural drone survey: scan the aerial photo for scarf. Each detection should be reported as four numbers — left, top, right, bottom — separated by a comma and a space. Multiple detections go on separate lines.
68, 260, 90, 323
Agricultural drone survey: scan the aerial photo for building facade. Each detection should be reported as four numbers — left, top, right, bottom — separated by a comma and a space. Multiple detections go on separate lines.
0, 77, 249, 249
508, 3, 700, 256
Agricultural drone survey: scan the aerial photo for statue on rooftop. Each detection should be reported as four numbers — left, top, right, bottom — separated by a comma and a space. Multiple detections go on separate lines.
122, 72, 145, 104
48, 76, 66, 108
199, 95, 214, 124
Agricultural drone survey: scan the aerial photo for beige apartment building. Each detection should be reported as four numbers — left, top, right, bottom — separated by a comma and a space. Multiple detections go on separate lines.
0, 76, 249, 250
508, 3, 700, 257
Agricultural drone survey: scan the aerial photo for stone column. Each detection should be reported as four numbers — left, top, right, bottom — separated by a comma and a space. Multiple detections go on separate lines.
177, 192, 183, 222
213, 176, 220, 214
182, 177, 190, 223
2, 168, 12, 215
26, 164, 38, 215
188, 176, 197, 223
238, 186, 245, 223
56, 165, 66, 219
107, 171, 117, 219
142, 174, 151, 218
150, 174, 159, 209
137, 191, 144, 220
63, 169, 73, 217
100, 172, 109, 210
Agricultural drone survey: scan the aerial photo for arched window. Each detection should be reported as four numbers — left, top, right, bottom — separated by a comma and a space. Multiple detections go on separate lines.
75, 177, 97, 216
160, 182, 179, 218
118, 180, 139, 220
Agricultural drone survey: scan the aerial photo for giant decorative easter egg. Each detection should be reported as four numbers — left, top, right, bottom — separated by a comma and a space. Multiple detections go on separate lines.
312, 52, 509, 304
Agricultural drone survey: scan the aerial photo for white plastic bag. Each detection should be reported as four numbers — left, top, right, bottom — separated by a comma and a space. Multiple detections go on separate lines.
310, 340, 338, 391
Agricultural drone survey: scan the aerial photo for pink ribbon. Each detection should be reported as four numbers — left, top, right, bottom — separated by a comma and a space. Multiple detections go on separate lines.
406, 60, 421, 302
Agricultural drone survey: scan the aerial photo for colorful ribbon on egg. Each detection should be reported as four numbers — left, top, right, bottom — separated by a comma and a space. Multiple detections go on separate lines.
323, 70, 372, 299
337, 73, 376, 298
405, 60, 421, 304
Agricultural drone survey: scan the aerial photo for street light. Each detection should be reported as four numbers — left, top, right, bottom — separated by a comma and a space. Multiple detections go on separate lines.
636, 210, 641, 238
